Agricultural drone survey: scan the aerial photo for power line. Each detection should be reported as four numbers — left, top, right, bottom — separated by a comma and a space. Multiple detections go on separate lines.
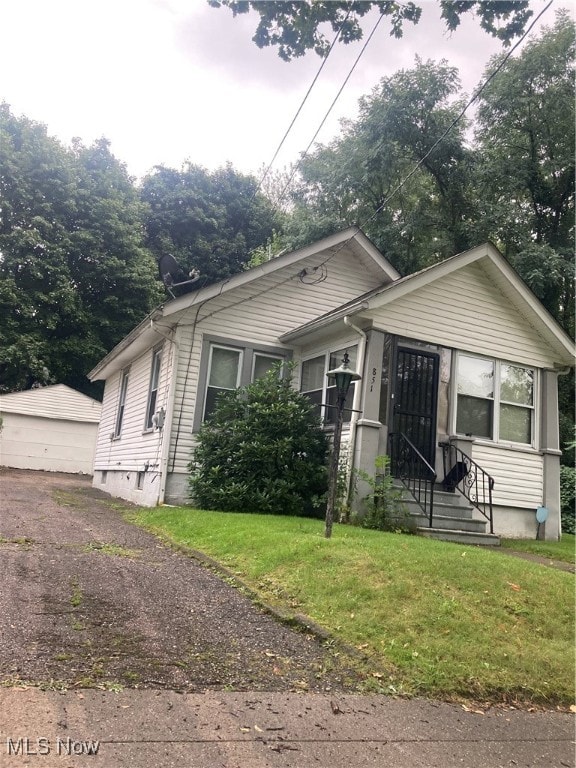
359, 0, 554, 230
254, 6, 354, 199
275, 9, 386, 207
312, 0, 554, 273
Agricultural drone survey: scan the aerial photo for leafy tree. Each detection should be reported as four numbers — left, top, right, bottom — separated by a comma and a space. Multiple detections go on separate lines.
284, 58, 474, 274
471, 12, 575, 460
189, 365, 328, 516
0, 105, 161, 395
209, 1, 533, 61
472, 11, 575, 335
141, 162, 280, 285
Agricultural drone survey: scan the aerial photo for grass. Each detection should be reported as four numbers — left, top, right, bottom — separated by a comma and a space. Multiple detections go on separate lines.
500, 534, 575, 563
83, 541, 140, 558
129, 506, 575, 707
69, 578, 83, 607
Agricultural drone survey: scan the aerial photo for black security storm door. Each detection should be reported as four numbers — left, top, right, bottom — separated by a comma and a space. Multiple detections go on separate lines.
391, 347, 439, 469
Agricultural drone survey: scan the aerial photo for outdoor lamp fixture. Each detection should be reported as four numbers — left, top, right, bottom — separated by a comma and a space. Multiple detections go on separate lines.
324, 351, 362, 539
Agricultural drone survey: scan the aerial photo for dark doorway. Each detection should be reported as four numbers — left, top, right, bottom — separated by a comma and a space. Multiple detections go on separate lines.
391, 347, 439, 469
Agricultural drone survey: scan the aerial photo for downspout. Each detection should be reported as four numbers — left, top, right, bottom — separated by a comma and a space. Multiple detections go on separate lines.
150, 319, 179, 506
343, 315, 367, 510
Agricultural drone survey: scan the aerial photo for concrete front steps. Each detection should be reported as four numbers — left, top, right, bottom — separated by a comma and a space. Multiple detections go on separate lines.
394, 482, 500, 546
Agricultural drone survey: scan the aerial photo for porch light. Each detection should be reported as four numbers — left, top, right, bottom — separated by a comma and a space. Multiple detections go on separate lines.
324, 351, 362, 539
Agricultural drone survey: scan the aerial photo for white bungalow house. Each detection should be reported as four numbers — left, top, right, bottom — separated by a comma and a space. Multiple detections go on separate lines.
87, 228, 574, 542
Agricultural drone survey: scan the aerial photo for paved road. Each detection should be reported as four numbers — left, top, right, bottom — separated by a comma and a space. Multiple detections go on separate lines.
0, 468, 573, 768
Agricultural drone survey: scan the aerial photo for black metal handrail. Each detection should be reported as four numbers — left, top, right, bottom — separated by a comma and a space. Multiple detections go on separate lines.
389, 432, 437, 527
440, 442, 495, 534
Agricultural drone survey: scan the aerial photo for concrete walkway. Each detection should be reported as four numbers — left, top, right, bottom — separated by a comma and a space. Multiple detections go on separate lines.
0, 689, 573, 767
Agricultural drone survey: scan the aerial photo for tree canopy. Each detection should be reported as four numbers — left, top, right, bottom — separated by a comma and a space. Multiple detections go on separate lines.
0, 108, 280, 396
208, 1, 533, 60
140, 162, 280, 286
0, 106, 162, 396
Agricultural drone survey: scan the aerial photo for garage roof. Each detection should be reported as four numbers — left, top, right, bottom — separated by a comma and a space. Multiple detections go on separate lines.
0, 385, 102, 423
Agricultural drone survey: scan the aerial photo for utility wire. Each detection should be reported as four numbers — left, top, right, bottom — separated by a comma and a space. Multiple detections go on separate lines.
358, 0, 554, 231
254, 5, 353, 198
275, 9, 386, 207
310, 0, 554, 273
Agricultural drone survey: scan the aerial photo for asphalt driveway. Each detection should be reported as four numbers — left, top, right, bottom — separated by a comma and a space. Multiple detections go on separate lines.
0, 467, 359, 693
0, 468, 573, 768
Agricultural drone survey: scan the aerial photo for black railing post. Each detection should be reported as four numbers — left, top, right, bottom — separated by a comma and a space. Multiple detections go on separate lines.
439, 441, 495, 533
390, 432, 437, 526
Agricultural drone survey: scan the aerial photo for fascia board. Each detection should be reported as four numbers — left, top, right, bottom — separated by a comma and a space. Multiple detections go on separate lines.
279, 301, 370, 344
87, 308, 165, 381
481, 249, 575, 364
162, 227, 397, 319
365, 243, 495, 310
350, 229, 401, 281
89, 232, 369, 378
365, 242, 575, 365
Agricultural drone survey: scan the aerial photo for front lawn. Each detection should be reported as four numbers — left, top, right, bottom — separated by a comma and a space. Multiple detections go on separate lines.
500, 534, 575, 563
131, 507, 575, 707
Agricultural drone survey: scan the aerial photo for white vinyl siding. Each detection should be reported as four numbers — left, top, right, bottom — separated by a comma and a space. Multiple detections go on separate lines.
0, 384, 101, 423
471, 444, 544, 509
367, 262, 559, 369
168, 246, 382, 475
93, 340, 169, 472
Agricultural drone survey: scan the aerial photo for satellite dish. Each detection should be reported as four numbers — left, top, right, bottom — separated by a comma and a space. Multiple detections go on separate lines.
158, 254, 200, 298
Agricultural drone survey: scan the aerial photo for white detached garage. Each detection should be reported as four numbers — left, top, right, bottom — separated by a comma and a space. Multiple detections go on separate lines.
0, 384, 102, 474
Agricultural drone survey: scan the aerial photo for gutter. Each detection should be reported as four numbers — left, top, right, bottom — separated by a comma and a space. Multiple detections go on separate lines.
156, 323, 179, 506
88, 306, 165, 380
279, 301, 369, 344
343, 315, 367, 508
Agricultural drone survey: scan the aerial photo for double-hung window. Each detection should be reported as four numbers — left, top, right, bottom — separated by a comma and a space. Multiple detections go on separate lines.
114, 367, 130, 438
204, 345, 243, 421
300, 346, 358, 425
201, 343, 285, 422
145, 347, 162, 430
455, 354, 535, 445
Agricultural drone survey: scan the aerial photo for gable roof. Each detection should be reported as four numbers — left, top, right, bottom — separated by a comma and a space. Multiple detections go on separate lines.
281, 242, 575, 368
88, 228, 399, 380
0, 384, 102, 423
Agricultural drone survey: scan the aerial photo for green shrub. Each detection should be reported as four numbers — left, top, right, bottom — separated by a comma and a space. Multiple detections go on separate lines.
189, 365, 328, 516
354, 455, 414, 533
560, 465, 575, 534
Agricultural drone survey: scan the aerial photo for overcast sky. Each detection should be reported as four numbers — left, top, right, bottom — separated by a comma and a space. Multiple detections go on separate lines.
0, 0, 569, 180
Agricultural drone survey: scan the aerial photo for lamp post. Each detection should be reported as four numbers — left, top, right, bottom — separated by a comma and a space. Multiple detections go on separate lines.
324, 351, 361, 539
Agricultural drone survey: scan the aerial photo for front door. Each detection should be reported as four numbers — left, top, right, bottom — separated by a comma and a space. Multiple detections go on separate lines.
391, 347, 439, 469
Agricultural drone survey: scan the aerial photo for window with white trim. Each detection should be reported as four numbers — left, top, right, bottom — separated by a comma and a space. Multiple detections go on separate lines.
145, 347, 163, 430
300, 346, 358, 425
455, 354, 535, 445
202, 343, 285, 422
204, 345, 243, 421
114, 367, 130, 438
